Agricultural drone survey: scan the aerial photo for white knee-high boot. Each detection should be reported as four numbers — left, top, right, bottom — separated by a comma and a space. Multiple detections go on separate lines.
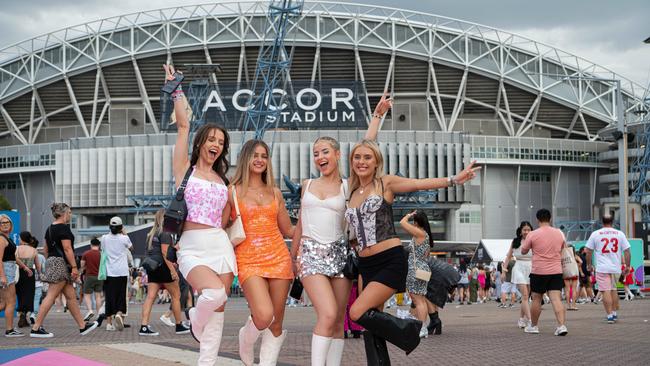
311, 334, 332, 366
189, 288, 227, 342
197, 312, 224, 366
325, 338, 344, 366
258, 328, 287, 366
239, 316, 263, 366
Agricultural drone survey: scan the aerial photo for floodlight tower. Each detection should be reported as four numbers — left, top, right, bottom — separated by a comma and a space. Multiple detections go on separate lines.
242, 0, 304, 141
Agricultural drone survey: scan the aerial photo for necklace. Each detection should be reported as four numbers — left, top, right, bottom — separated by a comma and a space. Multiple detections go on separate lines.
358, 179, 374, 195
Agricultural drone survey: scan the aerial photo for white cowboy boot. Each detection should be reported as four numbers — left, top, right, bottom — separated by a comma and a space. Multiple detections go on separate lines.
238, 316, 262, 366
258, 328, 287, 366
325, 338, 344, 366
197, 312, 224, 366
311, 334, 332, 366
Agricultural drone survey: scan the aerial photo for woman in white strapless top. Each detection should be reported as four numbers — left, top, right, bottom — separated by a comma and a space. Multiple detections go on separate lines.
503, 221, 534, 329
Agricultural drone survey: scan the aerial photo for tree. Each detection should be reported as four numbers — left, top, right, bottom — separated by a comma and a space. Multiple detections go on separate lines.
0, 194, 12, 210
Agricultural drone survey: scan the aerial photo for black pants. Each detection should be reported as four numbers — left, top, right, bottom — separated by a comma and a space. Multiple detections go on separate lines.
16, 269, 35, 313
103, 276, 128, 317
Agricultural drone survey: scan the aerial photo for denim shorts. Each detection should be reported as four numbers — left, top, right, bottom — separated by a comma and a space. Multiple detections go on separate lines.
3, 261, 17, 285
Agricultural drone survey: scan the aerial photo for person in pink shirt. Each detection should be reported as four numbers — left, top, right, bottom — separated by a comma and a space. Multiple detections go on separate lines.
520, 209, 568, 336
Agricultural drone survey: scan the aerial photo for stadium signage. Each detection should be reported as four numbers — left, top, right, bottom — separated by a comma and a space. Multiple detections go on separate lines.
196, 81, 367, 128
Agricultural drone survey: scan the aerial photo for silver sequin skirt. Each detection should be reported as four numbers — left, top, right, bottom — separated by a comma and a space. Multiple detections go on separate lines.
296, 237, 347, 279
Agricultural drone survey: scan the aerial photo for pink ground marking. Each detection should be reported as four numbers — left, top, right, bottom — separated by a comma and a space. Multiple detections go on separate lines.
3, 350, 109, 366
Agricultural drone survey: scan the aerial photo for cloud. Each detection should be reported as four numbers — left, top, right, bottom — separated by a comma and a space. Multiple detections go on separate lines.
0, 0, 648, 86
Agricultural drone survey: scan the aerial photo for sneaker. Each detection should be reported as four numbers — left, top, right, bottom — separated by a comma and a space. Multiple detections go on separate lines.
524, 325, 539, 334
5, 329, 25, 337
30, 327, 52, 338
517, 318, 527, 328
106, 324, 116, 331
160, 314, 175, 327
175, 323, 190, 335
80, 321, 99, 335
554, 325, 568, 336
139, 325, 160, 336
612, 313, 618, 321
114, 313, 124, 331
508, 304, 513, 308
607, 315, 615, 324
29, 315, 35, 325
497, 303, 505, 308
95, 313, 106, 327
84, 311, 95, 322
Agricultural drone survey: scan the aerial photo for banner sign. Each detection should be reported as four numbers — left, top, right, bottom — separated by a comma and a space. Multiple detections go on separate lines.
182, 80, 369, 130
0, 210, 20, 246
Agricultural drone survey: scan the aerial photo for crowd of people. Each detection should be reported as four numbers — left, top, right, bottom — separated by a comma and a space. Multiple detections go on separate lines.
1, 63, 636, 366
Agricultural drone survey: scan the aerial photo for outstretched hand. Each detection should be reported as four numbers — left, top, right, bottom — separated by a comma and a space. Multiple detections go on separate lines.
373, 92, 393, 117
453, 161, 481, 185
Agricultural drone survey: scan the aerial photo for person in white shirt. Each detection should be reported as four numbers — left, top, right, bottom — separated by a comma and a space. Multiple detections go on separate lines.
584, 215, 631, 324
100, 217, 133, 331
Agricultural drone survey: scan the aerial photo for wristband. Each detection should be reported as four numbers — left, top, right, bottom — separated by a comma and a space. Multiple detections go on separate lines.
447, 176, 455, 187
372, 113, 383, 119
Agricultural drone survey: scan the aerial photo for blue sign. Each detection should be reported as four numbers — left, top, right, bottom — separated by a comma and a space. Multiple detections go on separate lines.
0, 210, 20, 245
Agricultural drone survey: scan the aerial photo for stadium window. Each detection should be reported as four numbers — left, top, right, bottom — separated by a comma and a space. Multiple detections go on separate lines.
459, 212, 470, 224
470, 211, 481, 224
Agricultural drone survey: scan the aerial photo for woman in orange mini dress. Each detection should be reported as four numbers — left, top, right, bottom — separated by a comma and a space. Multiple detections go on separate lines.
228, 139, 294, 366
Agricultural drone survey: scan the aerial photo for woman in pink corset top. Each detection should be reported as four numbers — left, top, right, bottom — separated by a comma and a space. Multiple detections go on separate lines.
165, 64, 236, 365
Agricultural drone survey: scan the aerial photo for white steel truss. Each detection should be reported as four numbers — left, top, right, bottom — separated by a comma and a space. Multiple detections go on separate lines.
0, 1, 647, 144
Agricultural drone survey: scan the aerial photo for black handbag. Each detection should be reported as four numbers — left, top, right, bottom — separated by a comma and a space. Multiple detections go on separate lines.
163, 167, 193, 236
141, 256, 163, 272
342, 249, 359, 280
289, 278, 304, 300
166, 243, 178, 264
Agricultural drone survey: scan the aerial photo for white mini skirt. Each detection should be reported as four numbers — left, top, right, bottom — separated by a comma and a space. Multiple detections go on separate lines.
512, 260, 532, 285
177, 227, 237, 279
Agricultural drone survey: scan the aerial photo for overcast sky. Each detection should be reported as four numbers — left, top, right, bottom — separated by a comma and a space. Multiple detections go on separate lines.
1, 0, 648, 87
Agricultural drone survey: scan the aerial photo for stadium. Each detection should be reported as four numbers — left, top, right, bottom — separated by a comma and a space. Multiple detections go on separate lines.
0, 1, 648, 249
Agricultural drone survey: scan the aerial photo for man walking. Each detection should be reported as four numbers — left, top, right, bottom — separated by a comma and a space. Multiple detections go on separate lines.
521, 209, 568, 336
80, 238, 103, 322
584, 215, 631, 323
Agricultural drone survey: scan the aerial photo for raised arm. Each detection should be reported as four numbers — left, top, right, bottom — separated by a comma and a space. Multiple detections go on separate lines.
399, 211, 426, 242
365, 93, 393, 141
385, 161, 481, 194
165, 64, 191, 187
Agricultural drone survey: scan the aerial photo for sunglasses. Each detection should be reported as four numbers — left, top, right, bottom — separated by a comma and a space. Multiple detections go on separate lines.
0, 221, 11, 225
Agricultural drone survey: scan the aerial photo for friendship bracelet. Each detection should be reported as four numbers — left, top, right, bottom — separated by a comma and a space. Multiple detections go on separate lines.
171, 90, 185, 102
372, 113, 383, 119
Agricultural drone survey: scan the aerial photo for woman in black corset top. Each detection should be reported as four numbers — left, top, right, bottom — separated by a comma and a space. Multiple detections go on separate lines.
345, 139, 479, 364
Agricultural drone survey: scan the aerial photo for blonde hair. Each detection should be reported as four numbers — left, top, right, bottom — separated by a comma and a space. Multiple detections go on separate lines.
231, 139, 276, 197
0, 214, 13, 234
146, 209, 165, 251
313, 136, 342, 180
348, 139, 384, 193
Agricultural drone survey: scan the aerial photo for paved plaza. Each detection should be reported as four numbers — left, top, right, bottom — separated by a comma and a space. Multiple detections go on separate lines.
1, 297, 648, 365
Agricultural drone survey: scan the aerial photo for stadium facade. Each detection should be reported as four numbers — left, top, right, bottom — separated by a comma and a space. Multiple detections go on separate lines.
0, 1, 647, 243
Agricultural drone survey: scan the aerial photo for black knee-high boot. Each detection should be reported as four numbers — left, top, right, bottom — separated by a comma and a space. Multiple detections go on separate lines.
356, 309, 422, 355
362, 331, 391, 366
427, 312, 442, 335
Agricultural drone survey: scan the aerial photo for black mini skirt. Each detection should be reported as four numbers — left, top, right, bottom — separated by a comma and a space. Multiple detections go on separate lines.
358, 246, 408, 293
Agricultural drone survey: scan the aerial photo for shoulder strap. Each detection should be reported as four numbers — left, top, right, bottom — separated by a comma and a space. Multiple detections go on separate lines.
175, 166, 194, 200
379, 177, 385, 195
341, 179, 349, 201
47, 225, 66, 258
305, 179, 313, 192
231, 186, 241, 217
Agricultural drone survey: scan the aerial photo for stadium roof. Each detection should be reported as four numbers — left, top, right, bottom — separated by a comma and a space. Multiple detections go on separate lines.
0, 1, 647, 143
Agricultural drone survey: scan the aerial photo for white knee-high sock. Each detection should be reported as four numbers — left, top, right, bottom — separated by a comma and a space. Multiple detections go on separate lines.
325, 338, 344, 366
196, 288, 227, 326
311, 334, 332, 366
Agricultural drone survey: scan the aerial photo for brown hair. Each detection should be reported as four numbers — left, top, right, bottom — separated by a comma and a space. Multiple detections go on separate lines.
146, 209, 165, 251
190, 123, 230, 185
50, 202, 70, 219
